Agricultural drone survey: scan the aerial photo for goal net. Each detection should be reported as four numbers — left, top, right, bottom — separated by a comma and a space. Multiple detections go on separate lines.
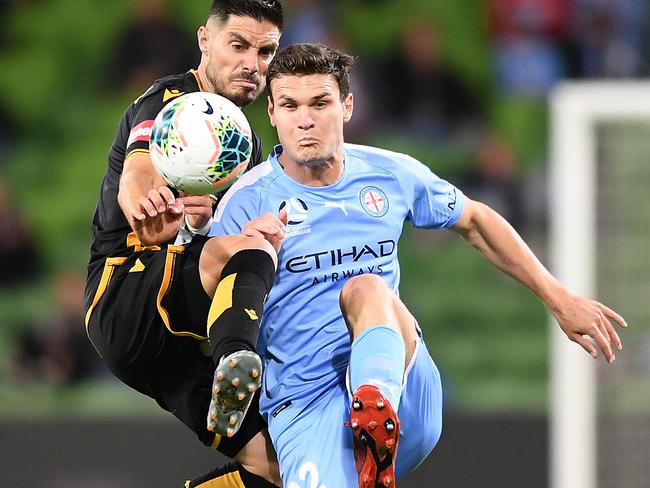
550, 82, 650, 488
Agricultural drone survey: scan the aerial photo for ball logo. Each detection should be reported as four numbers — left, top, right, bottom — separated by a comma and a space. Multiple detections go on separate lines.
202, 98, 214, 115
279, 198, 309, 225
359, 186, 389, 217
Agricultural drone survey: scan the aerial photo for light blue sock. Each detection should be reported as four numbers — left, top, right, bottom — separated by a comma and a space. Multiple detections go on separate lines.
349, 325, 406, 410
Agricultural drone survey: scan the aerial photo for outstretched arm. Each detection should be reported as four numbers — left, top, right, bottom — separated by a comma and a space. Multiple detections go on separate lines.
451, 197, 627, 363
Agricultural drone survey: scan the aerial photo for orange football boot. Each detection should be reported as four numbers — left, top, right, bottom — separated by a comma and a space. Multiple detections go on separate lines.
348, 385, 400, 488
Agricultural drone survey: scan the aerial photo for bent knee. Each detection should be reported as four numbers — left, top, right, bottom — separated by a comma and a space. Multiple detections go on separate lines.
204, 235, 277, 269
199, 236, 277, 295
339, 274, 391, 308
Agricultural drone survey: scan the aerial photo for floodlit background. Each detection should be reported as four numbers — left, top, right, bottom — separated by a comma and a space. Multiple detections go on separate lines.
0, 1, 647, 487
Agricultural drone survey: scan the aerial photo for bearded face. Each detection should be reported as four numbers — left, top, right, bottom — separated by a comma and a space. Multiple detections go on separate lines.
200, 15, 280, 107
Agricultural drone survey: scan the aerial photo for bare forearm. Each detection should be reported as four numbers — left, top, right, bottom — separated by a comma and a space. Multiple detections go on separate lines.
116, 154, 182, 245
452, 198, 626, 362
456, 201, 567, 311
118, 156, 166, 227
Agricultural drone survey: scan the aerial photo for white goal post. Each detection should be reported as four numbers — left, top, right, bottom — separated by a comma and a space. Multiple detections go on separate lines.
550, 81, 650, 488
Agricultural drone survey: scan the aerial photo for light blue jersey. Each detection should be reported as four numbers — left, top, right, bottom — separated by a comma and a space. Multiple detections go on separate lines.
210, 143, 464, 422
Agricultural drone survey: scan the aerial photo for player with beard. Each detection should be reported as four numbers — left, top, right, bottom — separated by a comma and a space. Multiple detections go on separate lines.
85, 2, 286, 486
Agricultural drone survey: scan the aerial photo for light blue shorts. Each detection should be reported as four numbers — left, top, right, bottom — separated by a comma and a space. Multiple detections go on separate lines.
268, 337, 443, 488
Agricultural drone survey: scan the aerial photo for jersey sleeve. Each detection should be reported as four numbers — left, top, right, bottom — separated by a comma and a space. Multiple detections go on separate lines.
398, 155, 465, 229
125, 85, 182, 157
208, 184, 261, 237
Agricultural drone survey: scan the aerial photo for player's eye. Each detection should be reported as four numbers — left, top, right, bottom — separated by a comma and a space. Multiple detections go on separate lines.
259, 47, 275, 57
232, 43, 245, 51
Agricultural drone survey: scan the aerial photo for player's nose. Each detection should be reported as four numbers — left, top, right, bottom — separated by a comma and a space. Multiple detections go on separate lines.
242, 51, 260, 74
297, 107, 315, 130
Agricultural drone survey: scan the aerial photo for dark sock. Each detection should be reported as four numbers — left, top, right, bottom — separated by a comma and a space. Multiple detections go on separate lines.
207, 249, 275, 364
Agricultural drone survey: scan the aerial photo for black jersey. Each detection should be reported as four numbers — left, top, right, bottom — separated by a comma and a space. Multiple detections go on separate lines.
88, 70, 263, 269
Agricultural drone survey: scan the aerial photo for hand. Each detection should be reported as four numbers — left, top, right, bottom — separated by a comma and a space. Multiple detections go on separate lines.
552, 292, 627, 363
129, 186, 184, 245
241, 209, 288, 253
178, 192, 214, 231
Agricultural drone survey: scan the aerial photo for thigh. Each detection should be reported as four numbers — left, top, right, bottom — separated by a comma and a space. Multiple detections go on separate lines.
269, 388, 358, 488
395, 337, 443, 478
86, 237, 212, 362
85, 242, 265, 457
160, 235, 213, 339
85, 250, 170, 374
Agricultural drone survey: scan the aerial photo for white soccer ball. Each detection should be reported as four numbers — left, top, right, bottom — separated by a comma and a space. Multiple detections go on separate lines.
279, 197, 309, 225
149, 92, 253, 195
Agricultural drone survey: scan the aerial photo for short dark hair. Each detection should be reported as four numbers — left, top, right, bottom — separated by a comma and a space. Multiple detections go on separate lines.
209, 0, 283, 30
267, 43, 356, 101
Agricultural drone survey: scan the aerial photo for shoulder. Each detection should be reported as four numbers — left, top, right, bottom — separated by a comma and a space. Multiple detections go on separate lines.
233, 159, 279, 191
214, 160, 277, 218
344, 143, 424, 176
122, 72, 201, 147
132, 71, 200, 107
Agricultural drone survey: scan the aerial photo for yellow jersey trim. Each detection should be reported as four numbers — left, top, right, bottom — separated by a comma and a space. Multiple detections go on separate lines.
163, 88, 185, 103
124, 149, 150, 170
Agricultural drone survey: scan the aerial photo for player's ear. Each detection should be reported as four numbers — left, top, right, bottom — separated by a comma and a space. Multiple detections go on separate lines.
343, 93, 354, 124
267, 96, 277, 127
197, 24, 211, 55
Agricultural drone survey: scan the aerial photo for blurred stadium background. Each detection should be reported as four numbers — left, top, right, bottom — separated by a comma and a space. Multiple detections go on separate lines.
0, 0, 647, 487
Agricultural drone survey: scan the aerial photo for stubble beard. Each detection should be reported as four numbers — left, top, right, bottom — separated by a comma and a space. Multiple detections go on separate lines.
206, 65, 263, 107
294, 146, 330, 168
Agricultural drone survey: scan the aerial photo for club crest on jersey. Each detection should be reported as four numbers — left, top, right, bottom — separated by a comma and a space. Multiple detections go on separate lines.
279, 197, 308, 225
359, 186, 389, 217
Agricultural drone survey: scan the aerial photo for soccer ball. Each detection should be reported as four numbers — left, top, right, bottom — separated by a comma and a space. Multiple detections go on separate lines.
149, 92, 253, 195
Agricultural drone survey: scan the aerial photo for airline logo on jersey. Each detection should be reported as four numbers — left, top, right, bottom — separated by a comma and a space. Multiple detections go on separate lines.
284, 239, 396, 286
285, 240, 396, 273
360, 186, 389, 217
163, 88, 185, 102
127, 119, 154, 146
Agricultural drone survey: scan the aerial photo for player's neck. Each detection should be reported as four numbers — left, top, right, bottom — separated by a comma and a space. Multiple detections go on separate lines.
195, 64, 215, 93
279, 153, 344, 187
